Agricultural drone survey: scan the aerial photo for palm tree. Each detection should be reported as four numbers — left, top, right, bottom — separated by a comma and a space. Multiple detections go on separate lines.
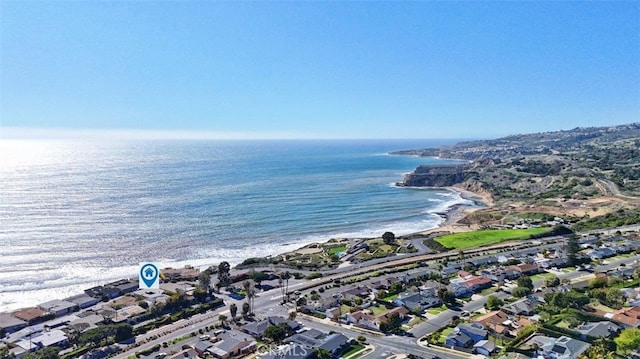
278, 277, 285, 304
243, 280, 255, 314
312, 348, 333, 359
229, 303, 238, 322
242, 302, 250, 318
282, 271, 291, 302
218, 261, 231, 287
218, 314, 228, 327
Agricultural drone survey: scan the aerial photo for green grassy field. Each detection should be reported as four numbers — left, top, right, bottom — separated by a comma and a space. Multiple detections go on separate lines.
326, 245, 347, 255
435, 228, 552, 249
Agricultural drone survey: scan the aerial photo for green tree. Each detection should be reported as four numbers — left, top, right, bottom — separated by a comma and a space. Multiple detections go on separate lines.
485, 295, 504, 310
604, 288, 627, 309
243, 280, 255, 314
79, 327, 110, 347
311, 348, 333, 359
437, 288, 456, 306
566, 235, 581, 266
229, 303, 238, 320
517, 275, 534, 290
512, 286, 532, 298
250, 270, 269, 286
382, 231, 396, 245
217, 261, 231, 287
198, 272, 211, 291
114, 323, 133, 342
589, 276, 608, 289
21, 347, 60, 359
218, 314, 228, 326
614, 328, 640, 353
380, 312, 403, 334
578, 339, 615, 359
545, 275, 560, 287
280, 271, 291, 303
264, 323, 288, 343
242, 302, 250, 318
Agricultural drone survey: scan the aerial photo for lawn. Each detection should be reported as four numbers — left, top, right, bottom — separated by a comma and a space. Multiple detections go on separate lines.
427, 305, 448, 315
435, 228, 552, 249
437, 327, 454, 344
480, 286, 498, 296
530, 272, 556, 281
341, 305, 353, 314
341, 343, 365, 358
326, 245, 347, 255
382, 293, 398, 301
369, 305, 388, 316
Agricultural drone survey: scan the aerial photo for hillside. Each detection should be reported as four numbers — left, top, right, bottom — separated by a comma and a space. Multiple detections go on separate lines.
393, 123, 640, 222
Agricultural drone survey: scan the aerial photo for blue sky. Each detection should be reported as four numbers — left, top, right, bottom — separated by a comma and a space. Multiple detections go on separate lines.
1, 1, 638, 139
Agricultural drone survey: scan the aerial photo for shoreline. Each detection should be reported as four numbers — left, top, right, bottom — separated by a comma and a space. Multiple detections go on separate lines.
416, 185, 491, 236
0, 186, 492, 315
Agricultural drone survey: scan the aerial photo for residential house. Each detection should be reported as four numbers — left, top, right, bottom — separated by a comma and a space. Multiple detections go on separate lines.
447, 283, 470, 298
473, 310, 514, 336
473, 340, 496, 356
392, 289, 441, 313
466, 256, 498, 268
0, 313, 27, 334
441, 263, 463, 276
457, 323, 488, 342
162, 266, 200, 281
575, 321, 620, 340
531, 335, 590, 359
109, 279, 139, 296
12, 307, 48, 325
376, 306, 409, 326
325, 307, 341, 322
306, 296, 340, 313
29, 329, 69, 349
346, 310, 378, 331
113, 305, 146, 324
69, 312, 105, 332
445, 322, 489, 348
461, 276, 493, 292
507, 263, 540, 277
368, 277, 397, 291
242, 316, 300, 339
501, 297, 542, 316
588, 247, 616, 260
445, 331, 474, 348
608, 306, 640, 328
66, 293, 100, 309
84, 286, 121, 300
38, 300, 79, 317
289, 330, 349, 357
339, 286, 371, 303
207, 329, 257, 359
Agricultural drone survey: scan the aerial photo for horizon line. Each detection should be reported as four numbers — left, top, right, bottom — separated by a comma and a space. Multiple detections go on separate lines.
0, 127, 485, 141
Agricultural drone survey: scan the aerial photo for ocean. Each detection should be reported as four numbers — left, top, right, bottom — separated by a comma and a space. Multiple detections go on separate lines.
0, 139, 472, 312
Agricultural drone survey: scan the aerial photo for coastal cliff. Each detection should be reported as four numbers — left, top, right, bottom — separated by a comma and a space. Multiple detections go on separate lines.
397, 164, 470, 187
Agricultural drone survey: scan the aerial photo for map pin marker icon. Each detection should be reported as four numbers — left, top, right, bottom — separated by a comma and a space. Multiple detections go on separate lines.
140, 263, 159, 289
